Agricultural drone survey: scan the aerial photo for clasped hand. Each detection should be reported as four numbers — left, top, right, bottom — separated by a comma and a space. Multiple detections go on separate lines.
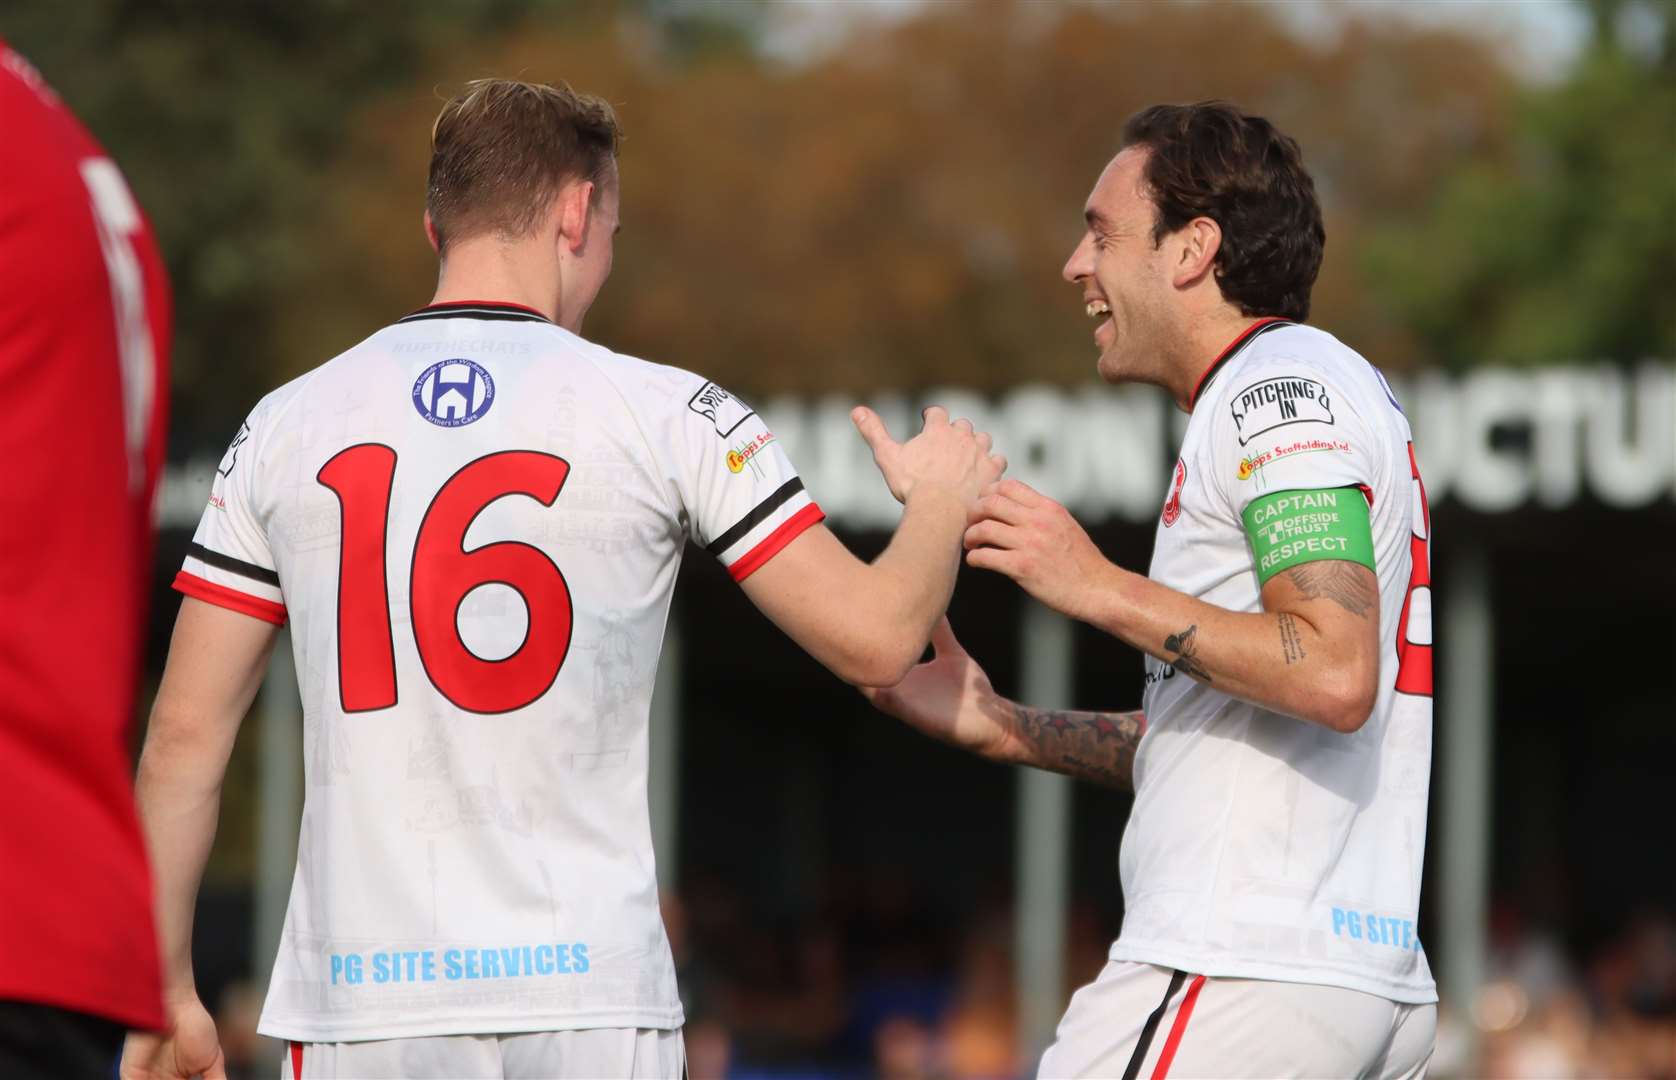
963, 478, 1110, 623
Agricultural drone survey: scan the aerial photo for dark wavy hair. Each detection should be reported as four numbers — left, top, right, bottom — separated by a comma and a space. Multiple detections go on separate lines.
1120, 102, 1324, 321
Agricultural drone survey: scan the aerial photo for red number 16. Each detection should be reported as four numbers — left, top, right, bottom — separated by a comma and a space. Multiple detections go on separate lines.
317, 445, 574, 715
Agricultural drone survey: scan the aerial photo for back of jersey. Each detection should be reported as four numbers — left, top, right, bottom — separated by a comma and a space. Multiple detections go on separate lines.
0, 41, 169, 1032
177, 301, 821, 1041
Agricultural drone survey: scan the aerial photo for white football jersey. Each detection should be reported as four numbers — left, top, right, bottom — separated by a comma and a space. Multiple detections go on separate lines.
176, 301, 823, 1041
1115, 319, 1437, 1004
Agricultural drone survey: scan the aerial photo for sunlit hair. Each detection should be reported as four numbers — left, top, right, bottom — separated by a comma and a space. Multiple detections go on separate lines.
1121, 102, 1324, 322
427, 78, 621, 253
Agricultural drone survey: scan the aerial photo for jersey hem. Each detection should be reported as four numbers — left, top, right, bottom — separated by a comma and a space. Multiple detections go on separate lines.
1108, 940, 1438, 1005
256, 1007, 685, 1043
0, 981, 166, 1033
174, 570, 287, 624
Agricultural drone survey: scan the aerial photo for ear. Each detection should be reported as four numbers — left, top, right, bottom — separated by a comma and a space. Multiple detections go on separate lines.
557, 179, 596, 255
423, 210, 440, 254
1171, 216, 1222, 290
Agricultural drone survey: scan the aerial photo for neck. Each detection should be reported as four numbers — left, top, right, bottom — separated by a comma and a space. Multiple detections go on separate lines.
1168, 304, 1272, 412
430, 241, 563, 325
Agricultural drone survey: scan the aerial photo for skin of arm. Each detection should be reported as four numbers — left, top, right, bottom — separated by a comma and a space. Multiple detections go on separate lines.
861, 618, 1145, 790
741, 406, 1005, 688
120, 598, 280, 1080
963, 479, 1380, 733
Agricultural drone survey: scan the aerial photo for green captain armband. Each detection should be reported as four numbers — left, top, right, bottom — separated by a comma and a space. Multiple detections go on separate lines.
1242, 487, 1375, 586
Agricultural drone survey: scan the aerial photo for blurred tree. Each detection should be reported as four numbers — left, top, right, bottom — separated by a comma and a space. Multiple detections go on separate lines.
1363, 0, 1676, 368
1, 0, 530, 447
8, 0, 1546, 445
283, 0, 1520, 414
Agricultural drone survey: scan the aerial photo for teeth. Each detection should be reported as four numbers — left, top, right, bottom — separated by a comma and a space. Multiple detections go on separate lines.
1086, 300, 1111, 319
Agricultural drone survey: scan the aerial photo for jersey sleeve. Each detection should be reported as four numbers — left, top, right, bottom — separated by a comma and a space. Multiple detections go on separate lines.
174, 411, 287, 623
666, 377, 824, 582
1213, 361, 1379, 584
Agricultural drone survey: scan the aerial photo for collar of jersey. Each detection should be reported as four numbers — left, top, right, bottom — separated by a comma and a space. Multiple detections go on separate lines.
398, 300, 553, 324
1187, 317, 1295, 410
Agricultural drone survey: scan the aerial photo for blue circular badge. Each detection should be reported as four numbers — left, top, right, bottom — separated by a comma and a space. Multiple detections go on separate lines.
413, 358, 495, 427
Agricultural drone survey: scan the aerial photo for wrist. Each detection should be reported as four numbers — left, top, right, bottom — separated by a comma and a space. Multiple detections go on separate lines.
162, 973, 200, 1006
903, 482, 967, 520
981, 693, 1030, 766
1076, 559, 1137, 630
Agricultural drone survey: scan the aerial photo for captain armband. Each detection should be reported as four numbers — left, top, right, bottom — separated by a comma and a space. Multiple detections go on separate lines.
1241, 488, 1375, 585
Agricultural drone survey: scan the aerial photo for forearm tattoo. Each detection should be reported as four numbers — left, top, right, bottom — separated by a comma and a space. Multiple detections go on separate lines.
1278, 612, 1306, 665
1012, 705, 1145, 791
1280, 562, 1377, 618
1163, 624, 1212, 683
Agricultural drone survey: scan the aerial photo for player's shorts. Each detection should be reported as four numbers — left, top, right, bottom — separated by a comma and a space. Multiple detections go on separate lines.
0, 1000, 125, 1080
1036, 961, 1435, 1079
282, 1026, 684, 1079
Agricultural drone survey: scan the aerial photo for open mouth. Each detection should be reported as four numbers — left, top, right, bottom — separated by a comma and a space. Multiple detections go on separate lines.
1085, 298, 1113, 344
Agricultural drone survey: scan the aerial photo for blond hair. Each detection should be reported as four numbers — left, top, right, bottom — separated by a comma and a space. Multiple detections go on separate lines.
426, 78, 621, 252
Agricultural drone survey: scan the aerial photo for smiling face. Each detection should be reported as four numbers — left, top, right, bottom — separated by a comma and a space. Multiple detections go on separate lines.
1061, 147, 1177, 387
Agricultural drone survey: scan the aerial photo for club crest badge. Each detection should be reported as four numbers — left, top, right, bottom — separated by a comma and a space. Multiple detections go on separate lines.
1162, 458, 1187, 527
413, 359, 495, 428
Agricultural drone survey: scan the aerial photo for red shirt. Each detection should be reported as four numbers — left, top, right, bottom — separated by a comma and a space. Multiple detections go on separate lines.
0, 42, 169, 1030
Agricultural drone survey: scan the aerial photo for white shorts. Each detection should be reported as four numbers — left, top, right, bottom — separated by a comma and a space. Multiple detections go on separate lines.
282, 1027, 684, 1079
1037, 961, 1435, 1079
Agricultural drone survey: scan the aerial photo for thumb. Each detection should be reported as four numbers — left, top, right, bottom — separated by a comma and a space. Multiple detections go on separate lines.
203, 1048, 230, 1080
929, 616, 966, 658
850, 406, 897, 461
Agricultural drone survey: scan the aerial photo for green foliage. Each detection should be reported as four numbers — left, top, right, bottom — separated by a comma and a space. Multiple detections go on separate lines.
1363, 15, 1676, 368
279, 2, 1523, 416
11, 0, 1658, 452
2, 0, 528, 430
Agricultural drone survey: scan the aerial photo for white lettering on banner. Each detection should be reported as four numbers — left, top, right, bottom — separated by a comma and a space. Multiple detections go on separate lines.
1260, 535, 1350, 571
1382, 373, 1456, 504
1080, 385, 1169, 520
1454, 370, 1536, 513
156, 367, 1676, 529
762, 393, 912, 530
1003, 386, 1093, 501
1584, 366, 1675, 507
1532, 369, 1586, 508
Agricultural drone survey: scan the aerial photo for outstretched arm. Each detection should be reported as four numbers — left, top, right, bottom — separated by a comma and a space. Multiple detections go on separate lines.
122, 598, 278, 1080
963, 480, 1380, 733
741, 407, 1004, 687
1005, 703, 1146, 790
863, 619, 1144, 791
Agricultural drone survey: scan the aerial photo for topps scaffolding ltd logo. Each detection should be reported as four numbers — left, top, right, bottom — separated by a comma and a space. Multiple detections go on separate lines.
688, 381, 756, 439
1230, 377, 1334, 446
726, 431, 776, 474
1238, 438, 1354, 480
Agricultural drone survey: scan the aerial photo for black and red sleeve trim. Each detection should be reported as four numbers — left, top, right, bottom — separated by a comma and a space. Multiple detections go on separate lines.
728, 503, 825, 583
188, 541, 280, 586
174, 571, 287, 625
705, 478, 806, 556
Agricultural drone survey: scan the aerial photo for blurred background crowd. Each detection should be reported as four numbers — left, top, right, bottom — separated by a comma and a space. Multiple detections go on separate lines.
191, 880, 1676, 1079
5, 0, 1671, 1076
